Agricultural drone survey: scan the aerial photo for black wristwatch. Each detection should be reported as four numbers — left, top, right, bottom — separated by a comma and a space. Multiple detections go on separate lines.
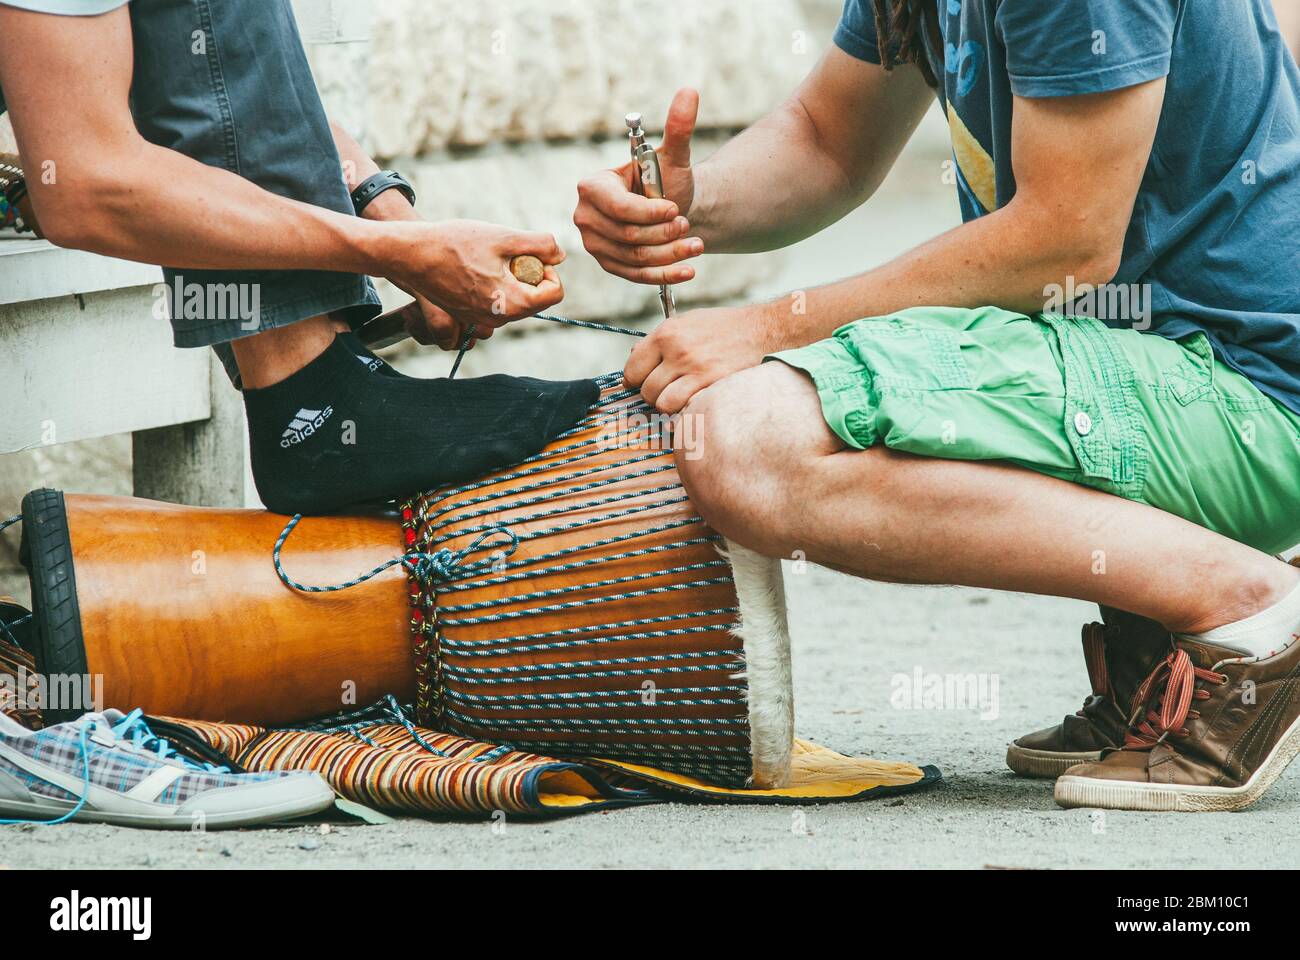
350, 170, 416, 215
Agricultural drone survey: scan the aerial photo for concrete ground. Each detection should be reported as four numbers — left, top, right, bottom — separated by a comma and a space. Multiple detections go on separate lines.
6, 568, 1300, 869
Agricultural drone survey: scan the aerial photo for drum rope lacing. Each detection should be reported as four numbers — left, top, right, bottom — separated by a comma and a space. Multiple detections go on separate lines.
404, 373, 751, 781
447, 313, 646, 378
271, 318, 757, 782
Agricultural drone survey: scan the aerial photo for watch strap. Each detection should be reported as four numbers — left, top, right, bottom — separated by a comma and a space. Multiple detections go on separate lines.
351, 170, 416, 215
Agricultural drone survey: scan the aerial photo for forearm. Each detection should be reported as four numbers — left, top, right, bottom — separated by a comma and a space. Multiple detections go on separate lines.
689, 100, 868, 254
761, 202, 1117, 350
39, 136, 396, 275
327, 115, 429, 320
329, 118, 419, 224
689, 51, 931, 255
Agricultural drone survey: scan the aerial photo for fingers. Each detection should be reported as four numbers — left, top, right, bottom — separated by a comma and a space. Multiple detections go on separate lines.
592, 259, 697, 286
582, 231, 703, 271
623, 336, 663, 389
402, 299, 459, 349
574, 164, 698, 285
576, 200, 702, 275
638, 363, 676, 408
460, 265, 564, 330
400, 295, 500, 352
658, 87, 699, 170
503, 230, 565, 264
639, 366, 706, 414
512, 264, 564, 313
577, 204, 692, 248
439, 318, 493, 351
653, 376, 705, 415
577, 168, 679, 225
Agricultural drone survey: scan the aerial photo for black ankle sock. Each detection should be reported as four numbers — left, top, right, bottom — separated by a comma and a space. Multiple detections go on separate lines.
243, 333, 598, 515
336, 330, 407, 379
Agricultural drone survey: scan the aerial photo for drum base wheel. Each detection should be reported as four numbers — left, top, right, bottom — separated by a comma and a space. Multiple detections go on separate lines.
18, 488, 88, 723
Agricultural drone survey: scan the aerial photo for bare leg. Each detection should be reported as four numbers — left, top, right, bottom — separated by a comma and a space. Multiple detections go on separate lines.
675, 363, 1299, 635
229, 313, 349, 389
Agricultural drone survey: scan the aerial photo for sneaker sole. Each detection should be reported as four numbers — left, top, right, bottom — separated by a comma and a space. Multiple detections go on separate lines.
1054, 711, 1300, 812
0, 781, 336, 830
1005, 743, 1103, 779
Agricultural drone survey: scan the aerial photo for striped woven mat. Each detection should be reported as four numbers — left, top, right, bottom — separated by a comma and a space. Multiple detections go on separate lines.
154, 703, 941, 818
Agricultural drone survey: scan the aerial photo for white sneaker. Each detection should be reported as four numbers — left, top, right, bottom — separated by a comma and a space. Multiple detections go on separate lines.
0, 708, 334, 829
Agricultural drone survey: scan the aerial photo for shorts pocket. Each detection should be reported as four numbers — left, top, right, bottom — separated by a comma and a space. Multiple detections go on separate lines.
1160, 332, 1216, 406
1038, 315, 1147, 491
838, 318, 973, 391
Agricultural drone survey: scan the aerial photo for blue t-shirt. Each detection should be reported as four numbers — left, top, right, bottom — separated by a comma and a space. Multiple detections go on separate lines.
836, 0, 1300, 414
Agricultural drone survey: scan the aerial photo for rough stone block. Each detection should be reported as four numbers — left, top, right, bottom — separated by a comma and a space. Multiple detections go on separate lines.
356, 0, 814, 157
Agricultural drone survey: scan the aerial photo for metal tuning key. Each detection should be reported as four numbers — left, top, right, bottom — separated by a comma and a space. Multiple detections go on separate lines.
625, 112, 676, 319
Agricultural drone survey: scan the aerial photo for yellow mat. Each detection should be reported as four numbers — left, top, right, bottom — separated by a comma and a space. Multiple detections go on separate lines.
591, 738, 941, 804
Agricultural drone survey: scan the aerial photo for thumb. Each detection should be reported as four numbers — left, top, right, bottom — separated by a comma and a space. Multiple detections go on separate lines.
658, 88, 698, 169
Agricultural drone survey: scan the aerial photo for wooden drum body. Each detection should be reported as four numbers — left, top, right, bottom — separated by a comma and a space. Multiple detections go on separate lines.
19, 489, 413, 728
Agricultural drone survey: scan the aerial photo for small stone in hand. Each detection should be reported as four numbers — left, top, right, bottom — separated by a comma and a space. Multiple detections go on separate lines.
509, 255, 545, 286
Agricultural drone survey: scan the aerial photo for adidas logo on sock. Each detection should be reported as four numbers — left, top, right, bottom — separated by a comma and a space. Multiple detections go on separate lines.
356, 353, 384, 372
280, 406, 334, 448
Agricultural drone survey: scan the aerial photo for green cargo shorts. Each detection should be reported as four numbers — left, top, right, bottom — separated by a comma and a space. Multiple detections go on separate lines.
770, 306, 1300, 556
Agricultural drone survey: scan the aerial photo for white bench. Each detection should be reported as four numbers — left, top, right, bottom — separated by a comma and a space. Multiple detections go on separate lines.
0, 237, 256, 506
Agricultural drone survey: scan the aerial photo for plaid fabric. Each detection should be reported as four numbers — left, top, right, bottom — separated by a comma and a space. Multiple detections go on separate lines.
0, 712, 289, 806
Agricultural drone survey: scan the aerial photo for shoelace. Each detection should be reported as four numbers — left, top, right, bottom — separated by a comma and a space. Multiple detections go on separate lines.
110, 708, 230, 773
0, 709, 229, 827
1074, 624, 1112, 718
1123, 648, 1227, 749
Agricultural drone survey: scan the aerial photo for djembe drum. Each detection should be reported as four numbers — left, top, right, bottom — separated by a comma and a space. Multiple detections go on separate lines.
19, 374, 795, 788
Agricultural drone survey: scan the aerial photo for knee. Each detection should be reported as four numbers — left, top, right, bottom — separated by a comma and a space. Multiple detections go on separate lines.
674, 379, 756, 527
673, 366, 813, 543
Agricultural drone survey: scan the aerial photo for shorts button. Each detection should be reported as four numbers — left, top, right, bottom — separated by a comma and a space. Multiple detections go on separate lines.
1073, 411, 1093, 436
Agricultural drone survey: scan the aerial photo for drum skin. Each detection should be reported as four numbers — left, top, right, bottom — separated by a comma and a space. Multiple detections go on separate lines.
64, 494, 412, 725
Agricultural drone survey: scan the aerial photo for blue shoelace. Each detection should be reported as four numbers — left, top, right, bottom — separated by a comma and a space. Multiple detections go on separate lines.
111, 708, 231, 773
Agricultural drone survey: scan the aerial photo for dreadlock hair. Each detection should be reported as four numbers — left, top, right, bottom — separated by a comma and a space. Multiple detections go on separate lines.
871, 0, 945, 89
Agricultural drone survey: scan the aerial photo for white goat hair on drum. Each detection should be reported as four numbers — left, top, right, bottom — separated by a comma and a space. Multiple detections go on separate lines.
722, 540, 794, 788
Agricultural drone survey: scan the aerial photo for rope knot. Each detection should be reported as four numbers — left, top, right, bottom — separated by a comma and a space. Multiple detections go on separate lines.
273, 514, 520, 594
408, 548, 459, 582
408, 525, 520, 585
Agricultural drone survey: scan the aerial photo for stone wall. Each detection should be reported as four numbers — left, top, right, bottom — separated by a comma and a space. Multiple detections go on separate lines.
359, 0, 830, 153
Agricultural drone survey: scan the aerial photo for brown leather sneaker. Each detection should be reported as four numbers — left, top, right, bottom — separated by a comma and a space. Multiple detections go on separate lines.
1055, 634, 1300, 811
1006, 610, 1170, 778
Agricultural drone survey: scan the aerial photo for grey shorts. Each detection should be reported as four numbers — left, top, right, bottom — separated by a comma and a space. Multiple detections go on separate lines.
128, 0, 382, 386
